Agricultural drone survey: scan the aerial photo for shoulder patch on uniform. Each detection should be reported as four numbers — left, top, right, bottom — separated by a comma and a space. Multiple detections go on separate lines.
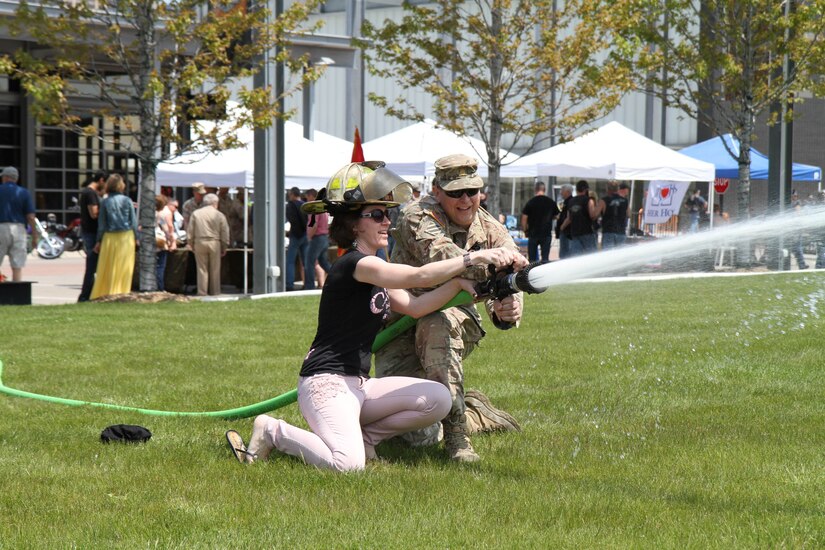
425, 210, 447, 228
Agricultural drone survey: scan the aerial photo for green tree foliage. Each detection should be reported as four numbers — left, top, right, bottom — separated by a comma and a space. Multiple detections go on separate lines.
358, 0, 634, 217
618, 0, 825, 219
0, 0, 321, 290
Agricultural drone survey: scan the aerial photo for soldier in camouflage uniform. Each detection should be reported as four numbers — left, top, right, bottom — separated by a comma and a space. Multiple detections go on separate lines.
374, 154, 528, 463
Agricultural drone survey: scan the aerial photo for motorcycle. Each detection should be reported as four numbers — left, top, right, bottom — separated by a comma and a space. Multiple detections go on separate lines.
60, 196, 84, 253
58, 217, 83, 252
33, 217, 65, 259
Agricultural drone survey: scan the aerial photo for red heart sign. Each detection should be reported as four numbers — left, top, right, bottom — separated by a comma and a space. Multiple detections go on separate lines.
660, 187, 670, 199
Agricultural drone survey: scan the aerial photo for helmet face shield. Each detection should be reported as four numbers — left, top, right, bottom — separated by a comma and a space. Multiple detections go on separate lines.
367, 167, 413, 204
302, 161, 413, 214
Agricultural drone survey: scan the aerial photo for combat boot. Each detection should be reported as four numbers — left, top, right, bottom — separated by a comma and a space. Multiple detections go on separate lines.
464, 389, 522, 434
443, 412, 480, 463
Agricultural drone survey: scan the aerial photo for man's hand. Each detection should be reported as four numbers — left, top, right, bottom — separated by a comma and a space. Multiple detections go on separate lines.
493, 294, 522, 324
511, 253, 529, 271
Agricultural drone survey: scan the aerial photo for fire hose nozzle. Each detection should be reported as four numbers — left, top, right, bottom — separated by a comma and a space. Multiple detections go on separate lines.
476, 262, 546, 300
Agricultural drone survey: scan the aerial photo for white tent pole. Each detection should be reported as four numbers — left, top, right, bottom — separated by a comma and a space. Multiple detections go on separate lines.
243, 190, 249, 294
511, 179, 517, 216
708, 181, 714, 230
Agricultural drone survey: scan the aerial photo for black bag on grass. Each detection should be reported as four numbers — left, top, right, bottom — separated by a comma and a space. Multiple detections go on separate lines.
100, 424, 152, 444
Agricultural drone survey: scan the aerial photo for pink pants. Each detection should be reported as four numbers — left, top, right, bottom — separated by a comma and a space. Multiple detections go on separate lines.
250, 373, 451, 472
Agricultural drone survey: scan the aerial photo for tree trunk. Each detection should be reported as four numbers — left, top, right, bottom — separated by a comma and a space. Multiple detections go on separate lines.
137, 159, 158, 292
487, 158, 501, 220
136, 4, 158, 291
486, 4, 504, 220
736, 135, 753, 266
736, 140, 752, 220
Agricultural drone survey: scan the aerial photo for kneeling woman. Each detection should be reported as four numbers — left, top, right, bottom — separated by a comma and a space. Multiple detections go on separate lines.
227, 163, 519, 472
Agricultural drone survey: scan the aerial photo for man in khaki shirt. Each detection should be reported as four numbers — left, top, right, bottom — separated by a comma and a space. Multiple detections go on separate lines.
188, 193, 229, 296
374, 154, 527, 463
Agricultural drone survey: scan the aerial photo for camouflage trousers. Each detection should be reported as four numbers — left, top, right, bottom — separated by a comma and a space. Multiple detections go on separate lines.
374, 306, 484, 446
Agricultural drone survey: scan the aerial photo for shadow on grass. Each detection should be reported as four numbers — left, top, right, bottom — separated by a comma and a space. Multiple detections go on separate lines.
374, 438, 452, 466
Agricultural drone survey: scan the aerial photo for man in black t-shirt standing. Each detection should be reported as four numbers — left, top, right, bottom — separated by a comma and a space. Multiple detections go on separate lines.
521, 181, 559, 263
77, 171, 106, 302
560, 180, 599, 256
596, 181, 630, 249
285, 186, 308, 291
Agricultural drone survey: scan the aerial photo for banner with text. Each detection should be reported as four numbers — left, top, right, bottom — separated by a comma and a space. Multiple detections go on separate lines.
643, 180, 690, 225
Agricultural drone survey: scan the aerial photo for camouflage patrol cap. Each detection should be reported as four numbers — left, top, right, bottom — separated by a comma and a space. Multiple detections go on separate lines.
433, 154, 483, 191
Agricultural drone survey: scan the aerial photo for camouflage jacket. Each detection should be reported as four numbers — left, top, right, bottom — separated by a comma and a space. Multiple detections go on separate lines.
390, 194, 522, 329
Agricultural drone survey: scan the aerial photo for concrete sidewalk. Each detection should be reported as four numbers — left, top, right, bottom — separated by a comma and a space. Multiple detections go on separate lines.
3, 251, 255, 306
3, 247, 816, 307
6, 250, 86, 305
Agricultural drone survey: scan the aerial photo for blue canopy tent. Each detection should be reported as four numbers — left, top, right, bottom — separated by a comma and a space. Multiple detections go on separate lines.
680, 134, 821, 181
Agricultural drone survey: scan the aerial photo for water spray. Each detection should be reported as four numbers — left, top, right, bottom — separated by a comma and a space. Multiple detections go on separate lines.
523, 205, 825, 290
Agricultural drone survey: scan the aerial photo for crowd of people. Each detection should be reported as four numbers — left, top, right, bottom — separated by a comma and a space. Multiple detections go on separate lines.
75, 174, 252, 301
517, 179, 632, 262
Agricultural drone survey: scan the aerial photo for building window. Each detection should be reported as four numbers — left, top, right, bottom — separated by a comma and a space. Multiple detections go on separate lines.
319, 0, 432, 13
34, 116, 140, 223
0, 105, 21, 175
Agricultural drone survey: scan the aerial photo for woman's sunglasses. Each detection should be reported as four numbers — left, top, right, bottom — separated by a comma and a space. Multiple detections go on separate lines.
443, 188, 480, 199
360, 209, 390, 222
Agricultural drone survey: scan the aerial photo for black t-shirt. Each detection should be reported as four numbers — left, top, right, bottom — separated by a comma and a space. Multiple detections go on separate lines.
286, 199, 307, 239
600, 194, 629, 234
79, 185, 100, 234
299, 250, 391, 378
521, 195, 560, 239
568, 194, 594, 237
556, 195, 572, 238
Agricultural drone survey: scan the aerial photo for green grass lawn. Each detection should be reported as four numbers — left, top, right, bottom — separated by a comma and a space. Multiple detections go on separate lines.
1, 273, 823, 548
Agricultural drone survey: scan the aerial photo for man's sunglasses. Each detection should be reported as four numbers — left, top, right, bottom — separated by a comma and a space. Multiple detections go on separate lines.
443, 188, 480, 199
360, 209, 390, 222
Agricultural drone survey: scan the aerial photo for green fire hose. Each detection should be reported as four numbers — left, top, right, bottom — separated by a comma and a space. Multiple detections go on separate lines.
0, 291, 475, 419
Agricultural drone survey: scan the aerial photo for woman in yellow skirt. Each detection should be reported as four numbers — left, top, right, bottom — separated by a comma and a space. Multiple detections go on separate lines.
90, 174, 137, 300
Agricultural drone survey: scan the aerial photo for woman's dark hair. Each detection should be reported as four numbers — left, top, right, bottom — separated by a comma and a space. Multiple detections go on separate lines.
329, 209, 361, 249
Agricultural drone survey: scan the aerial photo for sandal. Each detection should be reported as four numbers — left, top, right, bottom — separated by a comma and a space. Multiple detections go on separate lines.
225, 430, 255, 464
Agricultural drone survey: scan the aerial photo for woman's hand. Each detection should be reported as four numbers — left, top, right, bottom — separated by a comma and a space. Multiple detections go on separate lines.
455, 277, 478, 299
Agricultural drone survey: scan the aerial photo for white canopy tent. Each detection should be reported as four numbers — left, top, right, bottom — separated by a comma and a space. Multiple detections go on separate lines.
362, 118, 517, 179
155, 121, 353, 189
154, 121, 351, 295
500, 121, 716, 230
501, 121, 715, 182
